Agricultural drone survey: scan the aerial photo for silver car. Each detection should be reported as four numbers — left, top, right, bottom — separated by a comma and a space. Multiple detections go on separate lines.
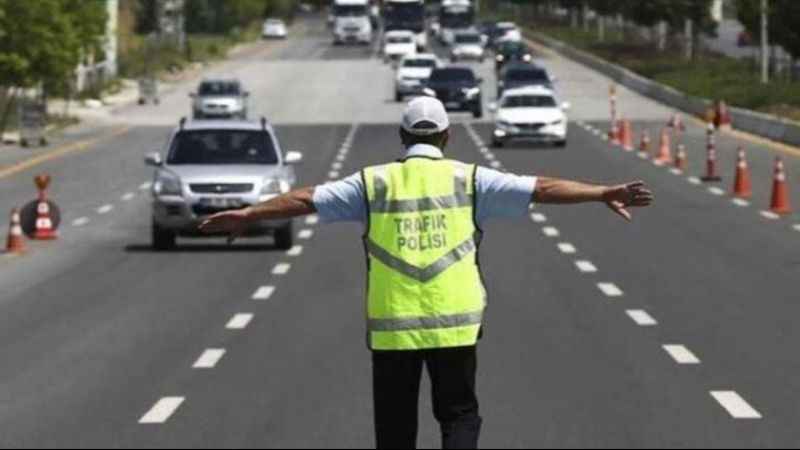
190, 78, 249, 120
145, 118, 303, 250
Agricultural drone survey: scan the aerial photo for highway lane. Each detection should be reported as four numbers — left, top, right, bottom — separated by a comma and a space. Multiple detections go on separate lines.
0, 13, 798, 448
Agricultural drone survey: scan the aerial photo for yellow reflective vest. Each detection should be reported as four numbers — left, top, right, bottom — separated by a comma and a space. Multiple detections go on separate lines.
363, 157, 487, 351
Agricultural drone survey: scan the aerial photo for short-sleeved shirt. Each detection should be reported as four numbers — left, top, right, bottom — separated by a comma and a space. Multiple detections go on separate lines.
312, 144, 537, 228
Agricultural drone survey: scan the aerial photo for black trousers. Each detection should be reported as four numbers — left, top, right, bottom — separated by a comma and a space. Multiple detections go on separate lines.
372, 346, 483, 450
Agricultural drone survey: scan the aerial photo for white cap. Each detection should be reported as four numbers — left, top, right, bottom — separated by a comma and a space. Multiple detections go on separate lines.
402, 97, 450, 136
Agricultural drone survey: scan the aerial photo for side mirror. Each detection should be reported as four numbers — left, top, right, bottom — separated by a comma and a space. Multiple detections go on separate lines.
489, 102, 498, 113
561, 102, 572, 111
476, 77, 484, 84
285, 151, 304, 165
145, 152, 163, 167
244, 91, 251, 97
189, 93, 196, 98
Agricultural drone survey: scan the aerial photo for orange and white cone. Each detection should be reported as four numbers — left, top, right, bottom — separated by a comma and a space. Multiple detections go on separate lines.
33, 199, 58, 240
770, 157, 792, 215
609, 120, 621, 146
621, 120, 634, 151
674, 144, 688, 171
732, 147, 752, 199
5, 209, 26, 254
638, 130, 651, 158
701, 124, 722, 182
654, 129, 672, 165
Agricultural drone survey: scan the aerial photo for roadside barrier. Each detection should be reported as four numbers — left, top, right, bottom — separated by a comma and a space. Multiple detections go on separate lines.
733, 147, 752, 199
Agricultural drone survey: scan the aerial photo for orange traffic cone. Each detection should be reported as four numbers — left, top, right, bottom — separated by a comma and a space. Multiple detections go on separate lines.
654, 129, 671, 165
732, 147, 752, 199
701, 124, 722, 182
674, 144, 688, 171
621, 120, 634, 151
5, 209, 26, 255
667, 113, 686, 132
770, 157, 792, 215
609, 120, 621, 146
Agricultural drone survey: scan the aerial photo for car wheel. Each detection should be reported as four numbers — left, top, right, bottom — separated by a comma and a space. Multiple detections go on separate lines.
152, 220, 176, 251
492, 139, 505, 148
274, 221, 294, 250
555, 140, 568, 148
472, 105, 483, 119
395, 91, 403, 102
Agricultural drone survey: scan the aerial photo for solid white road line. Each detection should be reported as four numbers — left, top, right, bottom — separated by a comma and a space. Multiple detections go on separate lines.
226, 313, 254, 330
305, 215, 319, 225
626, 310, 658, 327
139, 397, 185, 424
97, 204, 114, 215
287, 245, 304, 257
252, 286, 276, 301
597, 283, 624, 297
272, 263, 291, 275
663, 345, 701, 364
542, 227, 560, 238
193, 349, 226, 369
688, 177, 702, 185
72, 217, 90, 227
557, 243, 577, 254
732, 198, 751, 207
710, 391, 762, 419
530, 213, 547, 223
760, 211, 780, 220
708, 187, 726, 196
298, 229, 314, 240
575, 260, 598, 273
139, 181, 152, 191
121, 192, 136, 201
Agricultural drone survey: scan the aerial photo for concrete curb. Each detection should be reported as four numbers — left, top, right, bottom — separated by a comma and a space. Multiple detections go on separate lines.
525, 30, 800, 148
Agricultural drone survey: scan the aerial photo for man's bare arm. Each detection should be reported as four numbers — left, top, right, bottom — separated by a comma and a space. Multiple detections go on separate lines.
533, 177, 654, 221
199, 187, 317, 240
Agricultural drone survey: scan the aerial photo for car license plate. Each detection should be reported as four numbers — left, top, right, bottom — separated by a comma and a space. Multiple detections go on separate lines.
199, 198, 243, 209
446, 102, 461, 109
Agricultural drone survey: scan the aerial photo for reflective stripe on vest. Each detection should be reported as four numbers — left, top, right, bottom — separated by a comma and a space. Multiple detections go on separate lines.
363, 159, 486, 351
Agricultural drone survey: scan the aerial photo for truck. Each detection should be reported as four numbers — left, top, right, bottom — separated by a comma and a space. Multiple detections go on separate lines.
382, 0, 428, 51
439, 0, 474, 46
332, 0, 373, 45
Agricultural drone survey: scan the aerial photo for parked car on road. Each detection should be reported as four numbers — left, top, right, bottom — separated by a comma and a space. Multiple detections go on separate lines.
263, 18, 288, 39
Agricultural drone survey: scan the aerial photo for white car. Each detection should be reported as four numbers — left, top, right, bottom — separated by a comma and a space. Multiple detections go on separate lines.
495, 22, 522, 43
394, 54, 441, 102
383, 31, 418, 63
451, 31, 485, 62
262, 19, 288, 39
490, 86, 570, 148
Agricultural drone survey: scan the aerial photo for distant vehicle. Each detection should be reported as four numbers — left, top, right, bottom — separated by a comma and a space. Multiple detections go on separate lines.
190, 78, 249, 120
146, 118, 304, 250
495, 40, 533, 72
332, 0, 373, 45
395, 54, 441, 102
383, 30, 418, 63
424, 66, 483, 118
497, 63, 554, 97
383, 0, 428, 51
450, 30, 485, 62
439, 0, 474, 45
737, 31, 753, 48
493, 22, 521, 45
490, 86, 569, 148
262, 18, 288, 39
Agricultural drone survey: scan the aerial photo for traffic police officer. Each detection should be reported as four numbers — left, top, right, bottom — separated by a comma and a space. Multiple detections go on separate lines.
200, 97, 653, 449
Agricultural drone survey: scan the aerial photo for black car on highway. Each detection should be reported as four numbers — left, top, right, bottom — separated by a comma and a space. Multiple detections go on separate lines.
424, 67, 483, 118
495, 40, 534, 72
497, 62, 553, 98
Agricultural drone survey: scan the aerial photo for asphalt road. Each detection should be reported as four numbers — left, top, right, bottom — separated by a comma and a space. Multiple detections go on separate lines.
0, 14, 799, 448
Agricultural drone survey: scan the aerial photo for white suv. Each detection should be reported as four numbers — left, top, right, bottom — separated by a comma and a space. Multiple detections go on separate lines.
490, 86, 570, 148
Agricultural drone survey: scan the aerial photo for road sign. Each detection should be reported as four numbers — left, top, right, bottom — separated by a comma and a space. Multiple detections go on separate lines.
17, 97, 48, 147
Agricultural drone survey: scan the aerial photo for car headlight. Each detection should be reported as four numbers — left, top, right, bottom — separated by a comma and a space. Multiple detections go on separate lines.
153, 173, 182, 197
496, 55, 505, 62
261, 179, 290, 195
496, 120, 516, 131
523, 54, 532, 62
462, 87, 481, 98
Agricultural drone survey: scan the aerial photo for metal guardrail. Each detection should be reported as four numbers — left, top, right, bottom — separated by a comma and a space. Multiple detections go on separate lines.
526, 31, 800, 148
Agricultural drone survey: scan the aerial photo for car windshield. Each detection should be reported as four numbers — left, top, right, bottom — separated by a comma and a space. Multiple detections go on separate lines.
430, 68, 475, 83
334, 5, 368, 16
502, 95, 557, 108
455, 34, 481, 44
506, 69, 549, 83
403, 58, 437, 68
387, 35, 413, 44
168, 130, 278, 165
266, 20, 283, 26
500, 42, 528, 54
199, 82, 241, 96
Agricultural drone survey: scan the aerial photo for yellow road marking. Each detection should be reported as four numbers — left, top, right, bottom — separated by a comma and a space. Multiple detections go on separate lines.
0, 126, 130, 180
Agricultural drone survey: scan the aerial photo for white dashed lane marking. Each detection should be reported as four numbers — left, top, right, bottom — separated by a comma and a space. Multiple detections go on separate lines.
732, 198, 751, 207
557, 243, 577, 254
298, 229, 314, 240
490, 161, 502, 169
252, 286, 275, 301
670, 168, 683, 176
626, 310, 658, 327
287, 245, 304, 257
72, 217, 90, 227
272, 263, 291, 275
708, 187, 726, 196
121, 192, 136, 201
542, 227, 560, 238
305, 215, 319, 225
710, 391, 762, 419
760, 211, 780, 220
575, 260, 598, 273
329, 171, 340, 179
97, 204, 114, 215
688, 177, 702, 185
226, 313, 254, 330
139, 182, 152, 191
332, 162, 343, 170
139, 397, 185, 424
794, 224, 800, 232
530, 213, 547, 223
597, 283, 624, 297
192, 349, 226, 369
663, 345, 701, 365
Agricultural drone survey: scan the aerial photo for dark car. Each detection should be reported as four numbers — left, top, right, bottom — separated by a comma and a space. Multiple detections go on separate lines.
495, 40, 533, 72
424, 67, 483, 118
497, 63, 553, 98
